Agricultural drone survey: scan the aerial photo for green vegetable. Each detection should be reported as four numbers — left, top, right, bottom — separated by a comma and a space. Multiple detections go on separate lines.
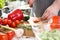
23, 25, 32, 30
17, 24, 32, 30
39, 30, 60, 40
0, 0, 5, 9
10, 0, 16, 1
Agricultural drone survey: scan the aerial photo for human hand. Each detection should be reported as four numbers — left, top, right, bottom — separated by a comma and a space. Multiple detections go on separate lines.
41, 2, 60, 20
26, 0, 35, 7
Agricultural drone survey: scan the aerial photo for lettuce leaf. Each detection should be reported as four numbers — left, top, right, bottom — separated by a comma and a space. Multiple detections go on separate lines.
0, 0, 5, 9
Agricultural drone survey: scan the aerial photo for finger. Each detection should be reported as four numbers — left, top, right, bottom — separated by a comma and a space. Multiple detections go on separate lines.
29, 3, 33, 7
29, 0, 35, 7
26, 0, 33, 7
41, 10, 50, 20
47, 14, 53, 21
38, 17, 42, 21
47, 13, 57, 20
42, 10, 48, 18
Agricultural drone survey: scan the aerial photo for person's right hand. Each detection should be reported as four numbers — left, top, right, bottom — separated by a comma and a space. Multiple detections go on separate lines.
26, 0, 35, 7
41, 1, 60, 20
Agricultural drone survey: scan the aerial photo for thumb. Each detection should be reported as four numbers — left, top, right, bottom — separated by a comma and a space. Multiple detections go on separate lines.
29, 0, 35, 7
41, 10, 50, 20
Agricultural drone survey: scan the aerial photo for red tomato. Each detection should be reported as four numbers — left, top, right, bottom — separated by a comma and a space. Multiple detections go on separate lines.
7, 19, 12, 26
14, 20, 20, 25
7, 31, 15, 40
2, 18, 8, 25
11, 22, 16, 28
0, 32, 8, 40
8, 9, 24, 21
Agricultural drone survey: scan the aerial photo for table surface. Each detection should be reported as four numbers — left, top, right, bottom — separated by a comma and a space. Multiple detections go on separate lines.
12, 36, 38, 40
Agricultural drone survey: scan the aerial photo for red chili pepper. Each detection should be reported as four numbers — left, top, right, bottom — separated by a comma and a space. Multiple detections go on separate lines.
8, 9, 24, 21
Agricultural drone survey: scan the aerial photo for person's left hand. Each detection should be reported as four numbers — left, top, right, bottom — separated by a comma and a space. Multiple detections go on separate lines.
26, 0, 35, 7
41, 2, 60, 20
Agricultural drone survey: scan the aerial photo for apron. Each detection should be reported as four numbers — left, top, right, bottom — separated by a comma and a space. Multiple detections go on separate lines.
32, 0, 54, 17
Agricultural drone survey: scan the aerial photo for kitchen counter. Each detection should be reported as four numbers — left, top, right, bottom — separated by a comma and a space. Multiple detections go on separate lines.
12, 36, 38, 40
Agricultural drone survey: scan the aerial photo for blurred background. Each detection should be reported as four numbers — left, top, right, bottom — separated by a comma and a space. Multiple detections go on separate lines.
1, 0, 32, 18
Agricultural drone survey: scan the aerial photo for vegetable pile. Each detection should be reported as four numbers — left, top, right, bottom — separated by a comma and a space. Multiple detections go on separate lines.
0, 17, 20, 28
0, 9, 30, 28
0, 8, 31, 39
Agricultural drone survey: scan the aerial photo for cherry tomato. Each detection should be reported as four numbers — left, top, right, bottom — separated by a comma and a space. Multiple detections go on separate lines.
14, 20, 20, 25
10, 22, 16, 28
7, 31, 15, 40
2, 18, 8, 25
0, 32, 8, 40
7, 19, 12, 26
